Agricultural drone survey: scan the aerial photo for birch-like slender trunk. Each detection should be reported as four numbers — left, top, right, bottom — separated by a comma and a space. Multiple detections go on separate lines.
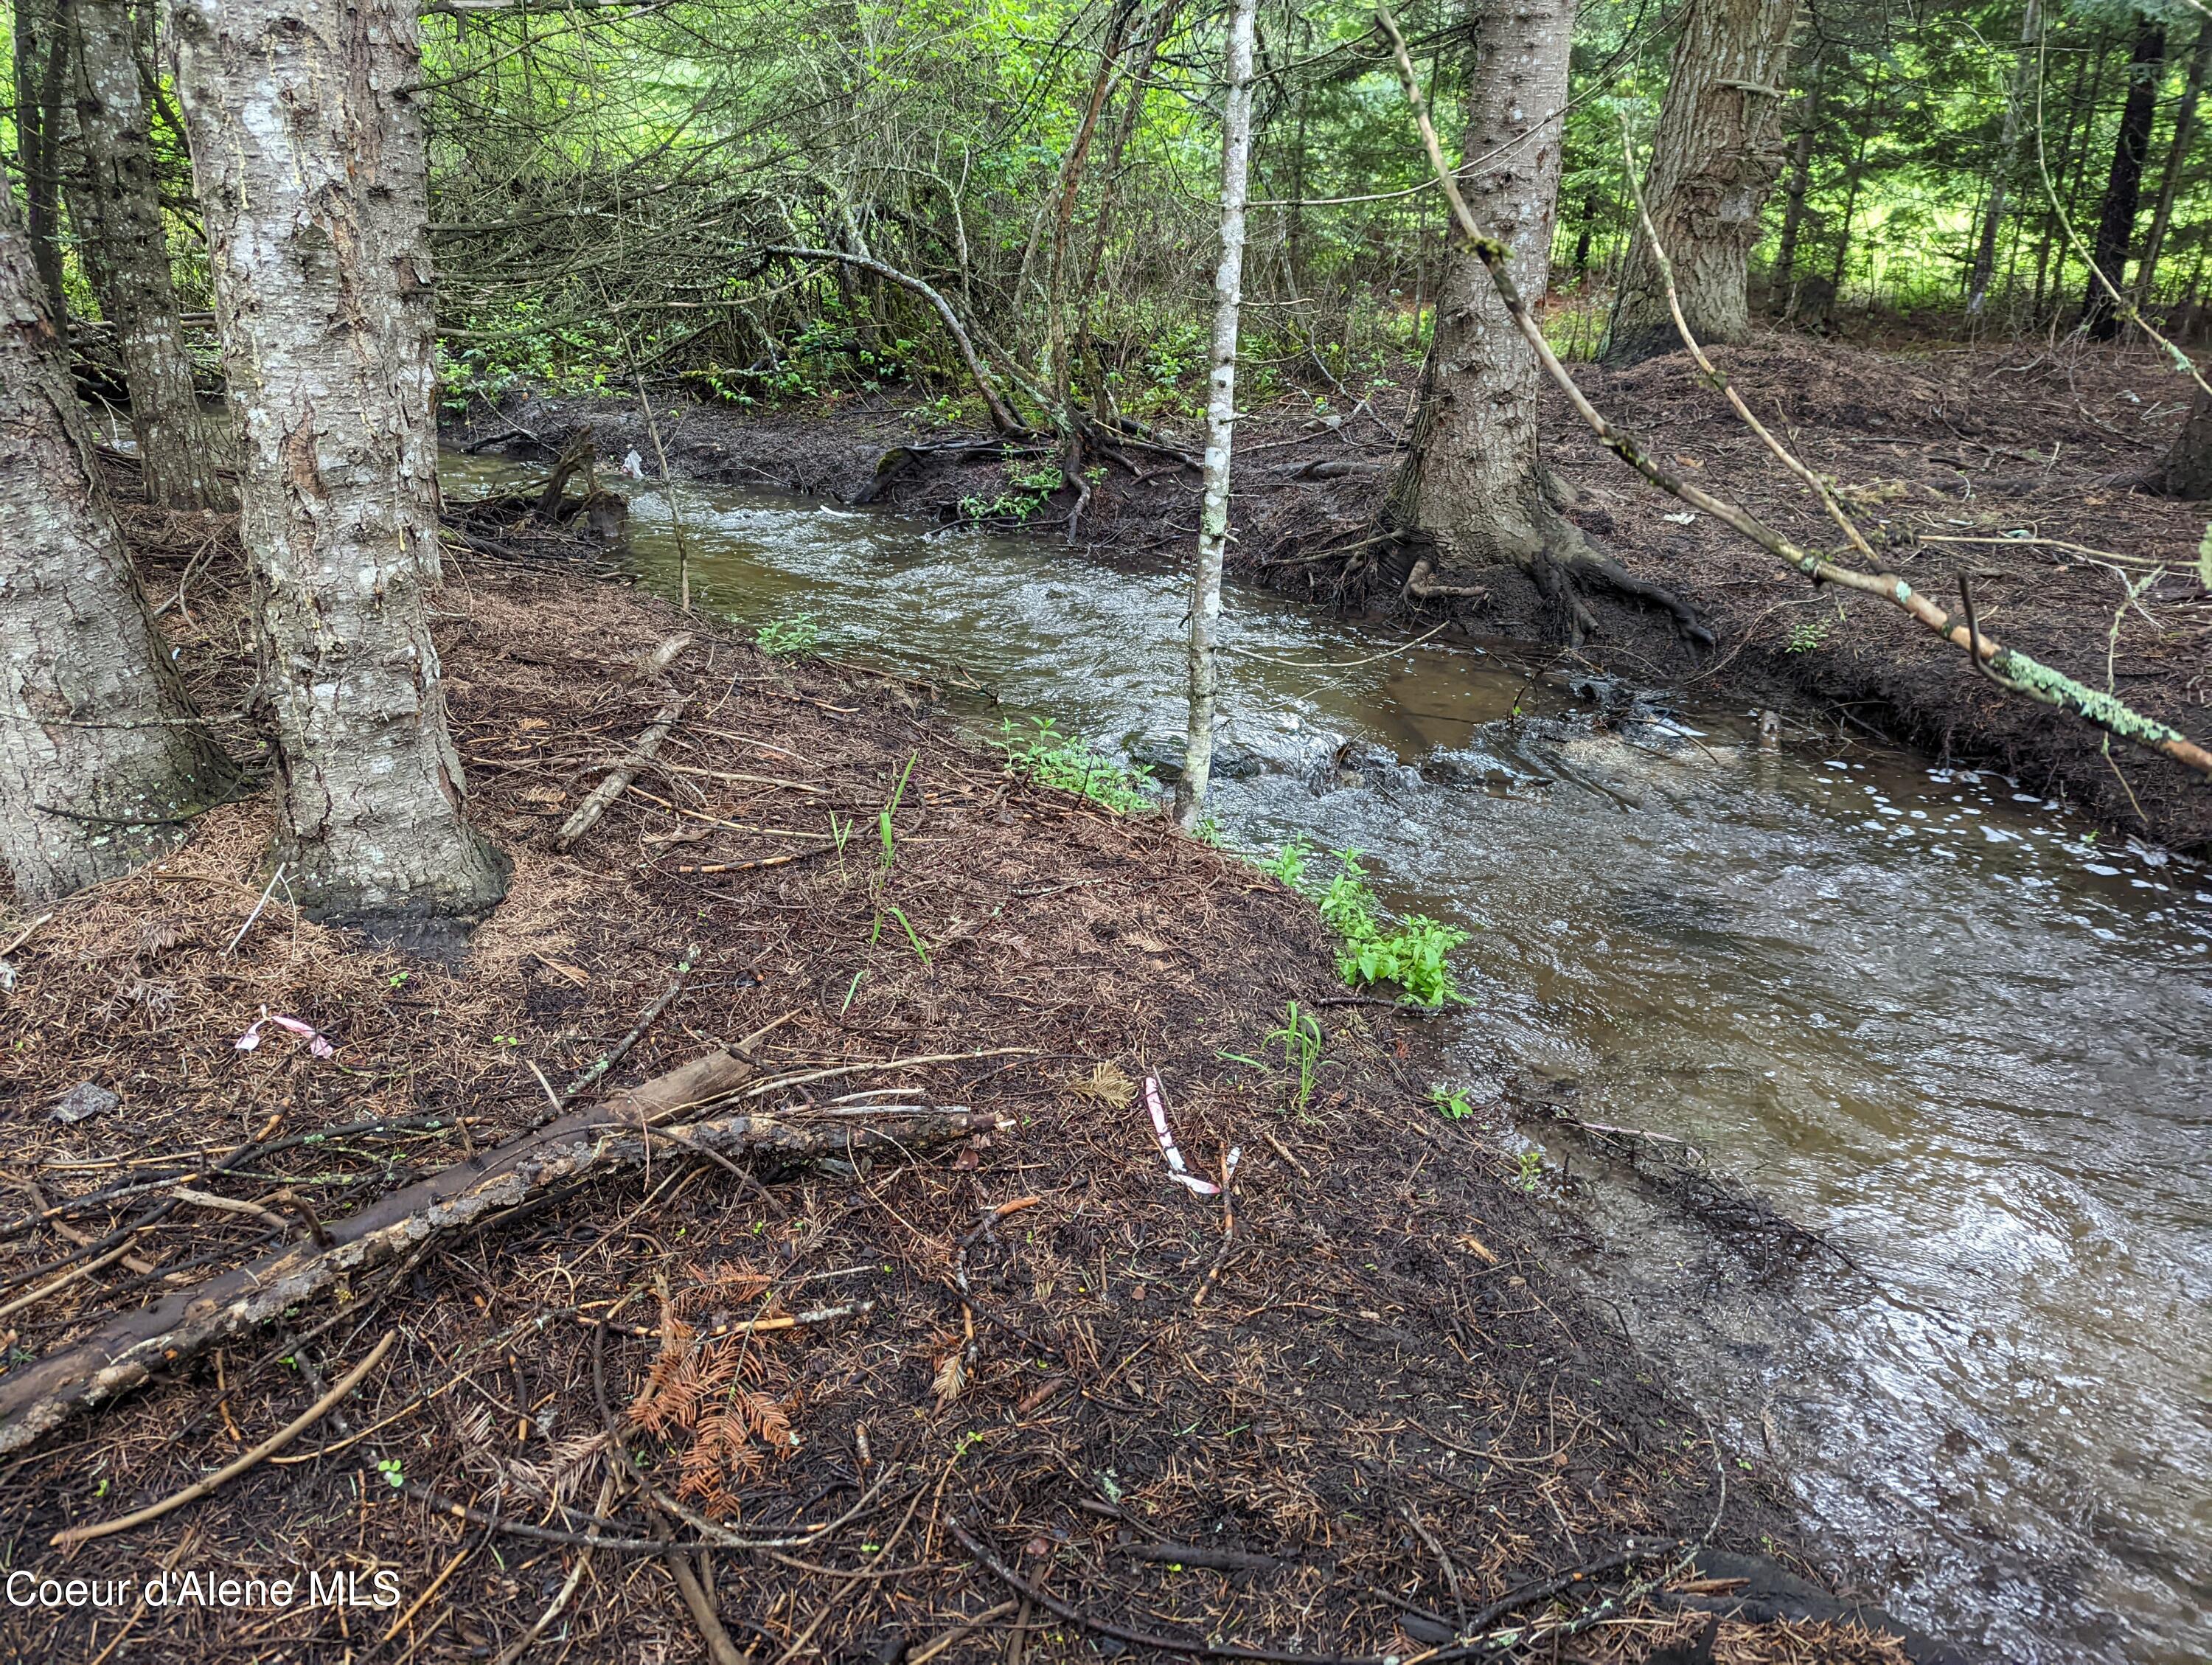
167, 0, 507, 929
69, 0, 234, 510
1604, 0, 1798, 364
1172, 0, 1258, 830
0, 195, 230, 903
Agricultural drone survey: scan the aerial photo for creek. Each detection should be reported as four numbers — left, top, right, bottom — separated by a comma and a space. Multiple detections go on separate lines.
445, 456, 2212, 1664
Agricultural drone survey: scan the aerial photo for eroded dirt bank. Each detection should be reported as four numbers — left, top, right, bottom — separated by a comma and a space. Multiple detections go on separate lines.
0, 503, 1968, 1661
454, 330, 2212, 855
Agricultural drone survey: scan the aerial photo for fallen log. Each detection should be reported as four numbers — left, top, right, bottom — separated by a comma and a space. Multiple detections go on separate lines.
0, 1049, 1006, 1456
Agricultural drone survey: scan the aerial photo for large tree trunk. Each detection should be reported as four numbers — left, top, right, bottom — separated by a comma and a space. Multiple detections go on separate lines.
1391, 0, 1711, 647
1399, 0, 1573, 571
11, 0, 74, 330
2152, 383, 2212, 498
1173, 0, 1256, 830
0, 194, 230, 903
68, 0, 233, 510
1602, 0, 1797, 364
167, 0, 507, 931
2081, 13, 2166, 341
2134, 21, 2211, 307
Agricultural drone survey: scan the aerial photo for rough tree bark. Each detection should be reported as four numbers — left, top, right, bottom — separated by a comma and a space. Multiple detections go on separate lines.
69, 0, 234, 510
1173, 0, 1257, 830
2081, 13, 2166, 340
1603, 0, 1798, 364
2134, 21, 2211, 306
167, 0, 507, 931
1390, 0, 1708, 646
2151, 383, 2212, 498
0, 194, 230, 903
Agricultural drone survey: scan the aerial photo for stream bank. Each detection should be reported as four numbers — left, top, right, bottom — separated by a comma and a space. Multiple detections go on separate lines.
0, 500, 1947, 1662
447, 328, 2212, 857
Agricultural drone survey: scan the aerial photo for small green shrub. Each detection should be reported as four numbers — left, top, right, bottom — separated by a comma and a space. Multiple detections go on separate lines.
1258, 841, 1470, 1008
757, 613, 820, 656
1429, 1084, 1475, 1120
999, 717, 1156, 814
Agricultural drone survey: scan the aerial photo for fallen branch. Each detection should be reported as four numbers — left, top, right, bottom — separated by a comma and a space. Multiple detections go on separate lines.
0, 1049, 1006, 1456
554, 634, 695, 851
759, 246, 1026, 437
50, 1331, 394, 1546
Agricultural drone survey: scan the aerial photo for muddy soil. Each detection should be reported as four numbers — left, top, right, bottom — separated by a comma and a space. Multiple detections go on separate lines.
0, 496, 1963, 1661
453, 330, 2212, 855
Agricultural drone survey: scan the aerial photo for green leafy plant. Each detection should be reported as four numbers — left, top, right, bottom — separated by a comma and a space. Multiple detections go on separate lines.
756, 613, 820, 656
998, 717, 1156, 814
1259, 843, 1469, 1008
1429, 1084, 1475, 1120
377, 1457, 406, 1490
1786, 617, 1831, 654
1512, 1150, 1544, 1192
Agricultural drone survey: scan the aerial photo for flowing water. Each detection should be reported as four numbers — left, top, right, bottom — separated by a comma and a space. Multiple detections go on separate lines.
447, 459, 2212, 1662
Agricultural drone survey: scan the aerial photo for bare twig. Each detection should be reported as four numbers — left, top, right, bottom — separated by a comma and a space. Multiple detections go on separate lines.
50, 1332, 395, 1546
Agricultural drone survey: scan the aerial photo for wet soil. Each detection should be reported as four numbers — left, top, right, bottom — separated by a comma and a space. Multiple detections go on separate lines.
452, 329, 2212, 855
0, 497, 1946, 1661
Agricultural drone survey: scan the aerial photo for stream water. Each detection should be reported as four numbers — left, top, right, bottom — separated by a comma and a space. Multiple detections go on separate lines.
446, 458, 2211, 1663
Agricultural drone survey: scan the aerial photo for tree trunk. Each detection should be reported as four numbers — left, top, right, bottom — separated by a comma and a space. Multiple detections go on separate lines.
2152, 383, 2212, 498
1401, 0, 1573, 557
0, 193, 230, 903
2135, 21, 2211, 306
1040, 0, 1133, 431
1571, 189, 1601, 274
167, 0, 507, 931
1770, 50, 1823, 294
1968, 0, 2041, 317
1073, 0, 1176, 418
1173, 0, 1257, 830
2082, 13, 2168, 339
12, 0, 74, 330
1602, 0, 1797, 364
68, 0, 233, 510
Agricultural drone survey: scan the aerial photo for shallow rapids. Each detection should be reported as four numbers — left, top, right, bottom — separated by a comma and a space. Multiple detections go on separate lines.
445, 456, 2212, 1664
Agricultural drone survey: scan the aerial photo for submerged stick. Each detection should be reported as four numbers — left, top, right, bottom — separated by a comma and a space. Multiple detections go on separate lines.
0, 1049, 1005, 1456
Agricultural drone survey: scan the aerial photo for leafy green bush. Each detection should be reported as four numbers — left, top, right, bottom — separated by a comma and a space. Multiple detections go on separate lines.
756, 613, 820, 656
1258, 841, 1469, 1008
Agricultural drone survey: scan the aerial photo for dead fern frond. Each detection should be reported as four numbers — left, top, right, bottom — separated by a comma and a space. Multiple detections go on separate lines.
627, 1313, 697, 1435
